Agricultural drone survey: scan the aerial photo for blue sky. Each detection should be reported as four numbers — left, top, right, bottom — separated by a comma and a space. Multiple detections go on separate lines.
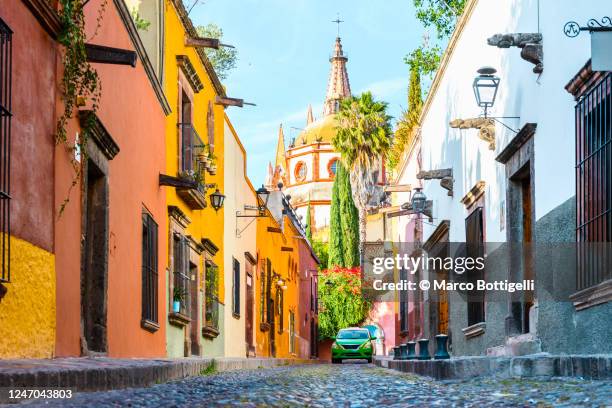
190, 0, 425, 186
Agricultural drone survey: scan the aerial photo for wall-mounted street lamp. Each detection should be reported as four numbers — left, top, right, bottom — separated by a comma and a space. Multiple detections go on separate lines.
400, 187, 433, 222
209, 189, 225, 212
410, 188, 427, 214
470, 67, 519, 134
237, 185, 270, 219
473, 67, 500, 118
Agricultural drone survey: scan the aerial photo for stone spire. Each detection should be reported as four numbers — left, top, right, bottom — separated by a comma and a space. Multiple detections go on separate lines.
274, 124, 286, 171
323, 37, 351, 116
306, 104, 314, 125
265, 162, 274, 189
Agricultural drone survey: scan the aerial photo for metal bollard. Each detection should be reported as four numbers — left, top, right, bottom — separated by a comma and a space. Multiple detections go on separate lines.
434, 334, 450, 360
399, 343, 409, 360
417, 338, 431, 360
406, 341, 418, 360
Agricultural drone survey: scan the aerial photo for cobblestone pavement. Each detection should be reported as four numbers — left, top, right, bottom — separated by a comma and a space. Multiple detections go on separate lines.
23, 362, 612, 407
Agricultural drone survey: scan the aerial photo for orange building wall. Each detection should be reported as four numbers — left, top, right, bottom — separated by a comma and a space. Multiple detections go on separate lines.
54, 0, 168, 357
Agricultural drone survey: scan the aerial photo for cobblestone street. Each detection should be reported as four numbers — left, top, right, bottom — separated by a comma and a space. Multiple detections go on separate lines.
23, 362, 612, 407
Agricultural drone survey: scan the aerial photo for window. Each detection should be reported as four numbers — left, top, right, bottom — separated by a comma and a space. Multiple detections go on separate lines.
294, 161, 307, 182
0, 18, 12, 283
266, 259, 273, 324
399, 267, 409, 333
328, 159, 339, 177
232, 257, 240, 317
289, 311, 295, 354
465, 207, 485, 326
259, 258, 266, 323
277, 286, 284, 334
173, 234, 190, 316
205, 262, 219, 330
141, 211, 158, 328
575, 72, 612, 290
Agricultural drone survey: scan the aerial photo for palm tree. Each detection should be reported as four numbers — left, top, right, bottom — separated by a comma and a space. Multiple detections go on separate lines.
332, 91, 392, 266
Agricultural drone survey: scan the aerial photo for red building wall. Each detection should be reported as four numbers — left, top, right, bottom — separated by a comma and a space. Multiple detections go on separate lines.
54, 0, 168, 357
297, 239, 319, 359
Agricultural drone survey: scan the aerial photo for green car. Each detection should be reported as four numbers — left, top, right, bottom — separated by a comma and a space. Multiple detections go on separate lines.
331, 327, 376, 364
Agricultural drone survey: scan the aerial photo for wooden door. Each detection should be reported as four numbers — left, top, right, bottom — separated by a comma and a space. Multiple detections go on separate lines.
245, 267, 254, 354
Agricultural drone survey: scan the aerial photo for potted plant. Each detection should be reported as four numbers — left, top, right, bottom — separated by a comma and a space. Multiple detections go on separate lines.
197, 145, 211, 169
172, 286, 185, 313
208, 153, 217, 175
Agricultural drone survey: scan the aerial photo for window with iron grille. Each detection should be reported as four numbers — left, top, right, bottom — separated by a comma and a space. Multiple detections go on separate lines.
232, 257, 240, 317
266, 258, 273, 324
277, 285, 284, 334
141, 211, 158, 327
0, 18, 12, 284
575, 72, 612, 291
205, 262, 219, 329
399, 267, 409, 333
259, 258, 266, 323
289, 311, 295, 354
173, 234, 190, 316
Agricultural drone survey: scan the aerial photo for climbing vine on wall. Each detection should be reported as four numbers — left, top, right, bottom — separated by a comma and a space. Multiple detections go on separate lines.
56, 0, 107, 214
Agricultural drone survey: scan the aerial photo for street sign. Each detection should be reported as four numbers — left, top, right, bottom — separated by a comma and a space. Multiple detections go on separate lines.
591, 31, 612, 71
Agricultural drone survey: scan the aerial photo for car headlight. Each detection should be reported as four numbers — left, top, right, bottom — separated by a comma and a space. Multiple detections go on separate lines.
332, 342, 342, 349
360, 341, 372, 349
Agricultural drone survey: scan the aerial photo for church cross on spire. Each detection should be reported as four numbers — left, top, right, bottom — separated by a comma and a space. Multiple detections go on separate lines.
332, 13, 344, 37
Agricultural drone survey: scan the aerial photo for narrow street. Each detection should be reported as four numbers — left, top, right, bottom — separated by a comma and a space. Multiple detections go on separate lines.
24, 362, 612, 407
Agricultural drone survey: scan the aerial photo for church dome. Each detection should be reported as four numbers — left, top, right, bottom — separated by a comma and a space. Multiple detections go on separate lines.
295, 114, 338, 146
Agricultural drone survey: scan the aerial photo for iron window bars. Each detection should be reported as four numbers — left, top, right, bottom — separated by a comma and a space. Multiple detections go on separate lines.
205, 262, 219, 330
575, 72, 612, 291
141, 211, 159, 326
173, 234, 190, 316
0, 18, 12, 283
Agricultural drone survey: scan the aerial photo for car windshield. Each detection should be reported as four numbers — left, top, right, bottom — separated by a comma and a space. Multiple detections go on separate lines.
337, 330, 369, 340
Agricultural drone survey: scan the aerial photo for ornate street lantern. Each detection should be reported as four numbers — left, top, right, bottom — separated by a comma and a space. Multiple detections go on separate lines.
209, 189, 225, 212
473, 66, 500, 117
256, 185, 270, 210
411, 188, 427, 214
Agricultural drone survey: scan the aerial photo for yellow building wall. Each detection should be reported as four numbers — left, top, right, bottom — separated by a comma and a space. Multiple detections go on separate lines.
0, 235, 56, 358
255, 213, 300, 358
163, 0, 225, 356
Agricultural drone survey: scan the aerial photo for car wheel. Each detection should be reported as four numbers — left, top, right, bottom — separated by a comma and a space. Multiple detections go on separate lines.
332, 358, 340, 364
366, 358, 372, 364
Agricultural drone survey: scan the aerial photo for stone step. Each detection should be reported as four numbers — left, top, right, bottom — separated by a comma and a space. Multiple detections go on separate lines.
0, 356, 317, 399
375, 355, 612, 380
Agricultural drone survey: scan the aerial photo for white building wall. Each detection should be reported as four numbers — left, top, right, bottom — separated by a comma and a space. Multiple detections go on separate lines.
223, 119, 257, 357
419, 0, 600, 243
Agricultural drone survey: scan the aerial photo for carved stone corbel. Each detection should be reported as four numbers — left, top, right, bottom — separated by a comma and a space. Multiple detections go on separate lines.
449, 118, 496, 150
487, 33, 543, 74
417, 168, 453, 197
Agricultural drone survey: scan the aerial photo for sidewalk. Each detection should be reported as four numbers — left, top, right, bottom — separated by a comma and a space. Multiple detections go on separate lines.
374, 354, 612, 380
0, 356, 318, 393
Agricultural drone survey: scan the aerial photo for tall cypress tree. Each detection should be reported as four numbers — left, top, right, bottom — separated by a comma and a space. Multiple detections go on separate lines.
338, 164, 360, 267
328, 170, 345, 268
305, 202, 312, 243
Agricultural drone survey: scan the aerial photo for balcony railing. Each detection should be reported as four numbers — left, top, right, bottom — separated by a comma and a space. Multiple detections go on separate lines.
178, 123, 205, 175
